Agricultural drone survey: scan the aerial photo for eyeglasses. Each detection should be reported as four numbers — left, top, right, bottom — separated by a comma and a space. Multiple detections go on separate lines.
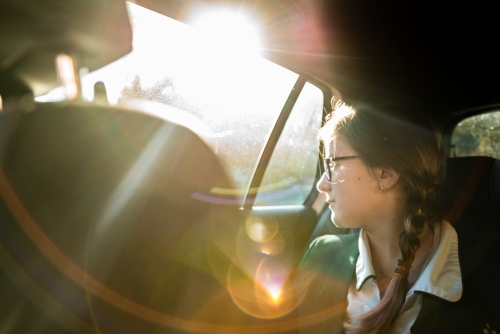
323, 156, 359, 182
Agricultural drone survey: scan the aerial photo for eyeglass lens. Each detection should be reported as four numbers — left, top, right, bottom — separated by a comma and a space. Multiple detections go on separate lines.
323, 156, 359, 182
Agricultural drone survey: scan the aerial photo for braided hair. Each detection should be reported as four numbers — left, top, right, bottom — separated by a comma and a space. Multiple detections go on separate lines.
319, 101, 446, 334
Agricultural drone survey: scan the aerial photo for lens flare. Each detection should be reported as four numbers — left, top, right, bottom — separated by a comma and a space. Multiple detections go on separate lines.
226, 257, 297, 319
258, 230, 286, 256
246, 219, 267, 242
267, 286, 282, 305
245, 215, 278, 243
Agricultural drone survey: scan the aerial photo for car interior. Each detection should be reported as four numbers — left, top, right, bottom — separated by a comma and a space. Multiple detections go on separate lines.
0, 0, 499, 333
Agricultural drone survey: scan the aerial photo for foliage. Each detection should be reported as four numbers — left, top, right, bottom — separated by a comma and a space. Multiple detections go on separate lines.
452, 111, 500, 159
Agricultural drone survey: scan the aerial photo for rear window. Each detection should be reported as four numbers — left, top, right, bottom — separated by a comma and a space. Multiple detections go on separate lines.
451, 110, 500, 159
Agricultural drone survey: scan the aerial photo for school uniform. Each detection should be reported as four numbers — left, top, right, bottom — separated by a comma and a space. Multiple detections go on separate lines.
296, 221, 500, 333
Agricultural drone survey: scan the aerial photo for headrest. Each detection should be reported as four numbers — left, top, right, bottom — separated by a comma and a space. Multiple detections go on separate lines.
0, 102, 236, 243
0, 102, 246, 332
439, 157, 500, 227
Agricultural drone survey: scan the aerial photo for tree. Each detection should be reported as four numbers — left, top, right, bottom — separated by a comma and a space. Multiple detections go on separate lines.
452, 112, 500, 158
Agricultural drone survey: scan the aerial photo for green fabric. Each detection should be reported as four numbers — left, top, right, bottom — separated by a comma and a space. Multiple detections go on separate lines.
296, 233, 359, 334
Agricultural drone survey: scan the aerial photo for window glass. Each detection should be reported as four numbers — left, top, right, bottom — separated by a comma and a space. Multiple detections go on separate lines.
451, 111, 500, 159
68, 3, 298, 203
254, 82, 324, 206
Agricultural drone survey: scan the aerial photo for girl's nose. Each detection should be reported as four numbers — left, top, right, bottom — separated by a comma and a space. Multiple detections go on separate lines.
316, 172, 331, 193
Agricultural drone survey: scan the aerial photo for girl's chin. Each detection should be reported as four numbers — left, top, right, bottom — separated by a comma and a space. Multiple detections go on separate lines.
331, 215, 361, 229
331, 215, 345, 228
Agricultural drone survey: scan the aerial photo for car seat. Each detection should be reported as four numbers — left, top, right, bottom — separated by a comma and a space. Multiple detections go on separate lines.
430, 156, 500, 330
0, 102, 252, 333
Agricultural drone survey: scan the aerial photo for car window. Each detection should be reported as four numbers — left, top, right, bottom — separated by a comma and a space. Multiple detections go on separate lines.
451, 110, 500, 159
35, 2, 325, 206
253, 82, 323, 206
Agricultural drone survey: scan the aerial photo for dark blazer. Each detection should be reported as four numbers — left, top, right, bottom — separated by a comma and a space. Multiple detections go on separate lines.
296, 230, 500, 333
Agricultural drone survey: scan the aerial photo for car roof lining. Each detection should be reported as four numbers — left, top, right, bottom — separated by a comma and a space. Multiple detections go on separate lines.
0, 0, 133, 97
1, 0, 499, 130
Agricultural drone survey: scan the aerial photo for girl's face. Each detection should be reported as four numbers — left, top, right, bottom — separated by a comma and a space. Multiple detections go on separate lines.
316, 136, 388, 229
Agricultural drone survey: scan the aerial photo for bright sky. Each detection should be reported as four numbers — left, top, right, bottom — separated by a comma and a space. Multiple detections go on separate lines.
37, 2, 298, 127
81, 3, 282, 104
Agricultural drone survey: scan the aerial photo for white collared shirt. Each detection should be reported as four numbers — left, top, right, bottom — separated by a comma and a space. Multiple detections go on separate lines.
346, 221, 463, 334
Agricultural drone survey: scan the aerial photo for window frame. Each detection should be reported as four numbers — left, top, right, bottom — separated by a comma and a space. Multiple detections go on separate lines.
444, 106, 500, 158
242, 59, 335, 209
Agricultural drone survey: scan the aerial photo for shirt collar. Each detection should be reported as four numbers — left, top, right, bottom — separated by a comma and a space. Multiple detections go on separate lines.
354, 221, 462, 302
355, 229, 376, 290
409, 220, 462, 301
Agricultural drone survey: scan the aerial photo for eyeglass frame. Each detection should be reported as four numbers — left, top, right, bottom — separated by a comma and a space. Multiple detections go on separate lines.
323, 155, 360, 182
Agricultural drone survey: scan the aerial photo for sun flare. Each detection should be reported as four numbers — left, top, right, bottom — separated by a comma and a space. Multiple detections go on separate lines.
193, 10, 261, 58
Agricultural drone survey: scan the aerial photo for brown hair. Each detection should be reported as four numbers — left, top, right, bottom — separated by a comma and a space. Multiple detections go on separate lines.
319, 101, 446, 334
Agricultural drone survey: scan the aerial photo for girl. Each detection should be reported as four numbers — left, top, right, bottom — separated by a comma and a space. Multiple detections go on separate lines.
296, 101, 465, 333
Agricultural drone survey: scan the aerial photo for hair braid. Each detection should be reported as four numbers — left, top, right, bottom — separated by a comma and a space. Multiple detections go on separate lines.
345, 186, 428, 334
401, 182, 428, 259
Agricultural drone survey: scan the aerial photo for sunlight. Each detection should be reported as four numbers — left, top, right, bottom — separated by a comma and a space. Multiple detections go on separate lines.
79, 3, 296, 125
72, 2, 300, 198
193, 10, 261, 57
173, 10, 267, 110
95, 123, 175, 234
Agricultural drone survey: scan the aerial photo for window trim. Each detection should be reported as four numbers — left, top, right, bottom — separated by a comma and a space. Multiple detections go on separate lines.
243, 76, 307, 209
242, 67, 335, 209
443, 104, 500, 145
447, 108, 500, 158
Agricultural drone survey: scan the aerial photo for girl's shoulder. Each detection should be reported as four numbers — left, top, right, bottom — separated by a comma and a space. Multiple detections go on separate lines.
309, 232, 359, 252
300, 233, 359, 271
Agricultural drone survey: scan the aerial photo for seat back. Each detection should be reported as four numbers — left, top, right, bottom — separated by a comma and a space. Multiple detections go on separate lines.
437, 156, 500, 327
439, 157, 500, 230
0, 102, 250, 333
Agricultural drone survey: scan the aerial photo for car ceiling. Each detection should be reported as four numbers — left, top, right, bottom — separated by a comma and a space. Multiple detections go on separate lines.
1, 0, 499, 129
0, 0, 132, 97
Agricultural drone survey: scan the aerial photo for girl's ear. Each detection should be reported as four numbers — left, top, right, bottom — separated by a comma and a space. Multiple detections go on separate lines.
374, 167, 401, 191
